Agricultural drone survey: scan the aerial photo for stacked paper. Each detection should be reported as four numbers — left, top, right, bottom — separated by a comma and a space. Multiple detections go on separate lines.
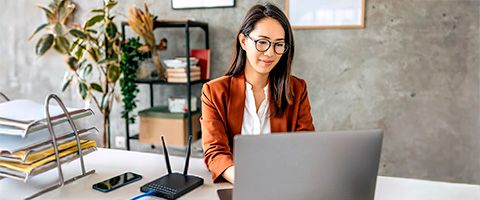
0, 99, 93, 137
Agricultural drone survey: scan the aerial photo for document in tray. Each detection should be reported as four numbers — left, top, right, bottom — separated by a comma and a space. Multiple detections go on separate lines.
0, 140, 95, 172
0, 145, 97, 182
0, 127, 98, 163
0, 99, 93, 137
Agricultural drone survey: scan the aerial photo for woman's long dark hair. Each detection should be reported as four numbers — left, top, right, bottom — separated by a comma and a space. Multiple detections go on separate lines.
225, 3, 295, 116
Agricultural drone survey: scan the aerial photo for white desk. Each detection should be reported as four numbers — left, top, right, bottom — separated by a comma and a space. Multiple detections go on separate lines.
1, 148, 479, 200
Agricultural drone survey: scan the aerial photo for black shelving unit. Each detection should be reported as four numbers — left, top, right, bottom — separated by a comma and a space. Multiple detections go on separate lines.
121, 20, 209, 150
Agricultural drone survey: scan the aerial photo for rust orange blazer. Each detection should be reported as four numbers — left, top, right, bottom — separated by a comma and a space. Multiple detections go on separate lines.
200, 73, 315, 182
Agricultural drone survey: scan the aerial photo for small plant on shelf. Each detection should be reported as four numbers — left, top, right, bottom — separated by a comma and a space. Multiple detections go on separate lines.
120, 38, 149, 124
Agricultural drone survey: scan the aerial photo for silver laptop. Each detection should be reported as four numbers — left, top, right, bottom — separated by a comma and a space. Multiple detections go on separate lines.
218, 129, 383, 200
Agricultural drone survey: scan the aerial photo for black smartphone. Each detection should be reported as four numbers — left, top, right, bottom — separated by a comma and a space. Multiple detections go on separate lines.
92, 172, 142, 193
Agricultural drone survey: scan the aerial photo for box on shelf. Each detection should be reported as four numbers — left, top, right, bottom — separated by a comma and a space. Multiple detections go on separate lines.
139, 106, 200, 146
168, 96, 197, 113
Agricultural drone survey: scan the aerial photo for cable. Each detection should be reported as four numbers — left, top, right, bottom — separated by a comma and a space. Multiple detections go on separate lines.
130, 191, 155, 200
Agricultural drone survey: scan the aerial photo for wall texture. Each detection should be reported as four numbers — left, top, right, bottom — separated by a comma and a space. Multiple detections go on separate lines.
0, 0, 478, 184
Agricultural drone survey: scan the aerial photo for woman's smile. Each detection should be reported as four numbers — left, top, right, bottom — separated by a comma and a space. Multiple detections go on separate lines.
259, 59, 274, 66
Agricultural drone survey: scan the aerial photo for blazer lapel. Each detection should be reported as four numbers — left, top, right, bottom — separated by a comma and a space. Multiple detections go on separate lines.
227, 74, 246, 135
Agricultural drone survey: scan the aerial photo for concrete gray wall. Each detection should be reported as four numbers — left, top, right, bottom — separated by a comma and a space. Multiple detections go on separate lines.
0, 0, 478, 184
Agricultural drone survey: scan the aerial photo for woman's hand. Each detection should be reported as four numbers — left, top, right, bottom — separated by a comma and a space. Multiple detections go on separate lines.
222, 166, 235, 184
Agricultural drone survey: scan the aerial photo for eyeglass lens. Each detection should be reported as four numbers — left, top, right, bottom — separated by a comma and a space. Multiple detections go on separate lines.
248, 35, 288, 55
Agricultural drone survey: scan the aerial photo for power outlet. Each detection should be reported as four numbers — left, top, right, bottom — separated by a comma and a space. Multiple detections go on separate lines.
115, 136, 126, 148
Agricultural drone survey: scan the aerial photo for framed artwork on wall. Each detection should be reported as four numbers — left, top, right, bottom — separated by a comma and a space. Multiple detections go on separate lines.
285, 0, 365, 29
172, 0, 235, 10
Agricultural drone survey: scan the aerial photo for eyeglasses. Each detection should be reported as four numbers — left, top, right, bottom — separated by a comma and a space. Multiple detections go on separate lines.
246, 35, 289, 55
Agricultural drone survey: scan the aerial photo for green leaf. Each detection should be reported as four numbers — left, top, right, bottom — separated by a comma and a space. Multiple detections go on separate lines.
62, 78, 72, 92
107, 64, 120, 83
90, 8, 105, 13
28, 23, 48, 40
61, 72, 73, 92
106, 1, 118, 8
74, 47, 85, 60
53, 35, 70, 54
36, 4, 54, 20
78, 59, 87, 69
54, 23, 63, 36
78, 82, 88, 100
65, 56, 78, 71
87, 47, 99, 62
75, 48, 85, 59
82, 64, 92, 77
36, 4, 53, 14
84, 15, 104, 28
90, 82, 103, 93
86, 29, 98, 34
119, 78, 125, 87
105, 21, 117, 39
70, 39, 79, 52
69, 29, 87, 39
100, 93, 108, 111
35, 34, 54, 56
98, 57, 117, 65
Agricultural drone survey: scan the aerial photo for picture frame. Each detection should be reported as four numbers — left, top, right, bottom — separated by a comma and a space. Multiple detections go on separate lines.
285, 0, 365, 29
172, 0, 235, 10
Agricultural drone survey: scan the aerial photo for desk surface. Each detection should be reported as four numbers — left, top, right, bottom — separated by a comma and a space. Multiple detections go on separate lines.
1, 148, 479, 200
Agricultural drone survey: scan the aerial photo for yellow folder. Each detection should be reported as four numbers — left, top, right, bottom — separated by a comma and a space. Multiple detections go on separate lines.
0, 140, 96, 173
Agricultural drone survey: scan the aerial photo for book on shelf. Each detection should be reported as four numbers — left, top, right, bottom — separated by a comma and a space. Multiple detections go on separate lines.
0, 99, 93, 137
167, 71, 201, 78
164, 49, 210, 80
167, 75, 201, 83
166, 66, 201, 73
190, 49, 210, 80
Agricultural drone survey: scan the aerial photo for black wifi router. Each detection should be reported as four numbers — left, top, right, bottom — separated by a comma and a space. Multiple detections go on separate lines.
140, 135, 204, 199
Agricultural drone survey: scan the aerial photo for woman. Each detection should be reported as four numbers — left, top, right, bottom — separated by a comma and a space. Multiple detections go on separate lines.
201, 3, 315, 184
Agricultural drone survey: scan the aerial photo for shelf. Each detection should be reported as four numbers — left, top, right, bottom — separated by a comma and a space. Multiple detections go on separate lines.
122, 19, 208, 29
122, 19, 209, 151
129, 134, 139, 140
134, 79, 209, 85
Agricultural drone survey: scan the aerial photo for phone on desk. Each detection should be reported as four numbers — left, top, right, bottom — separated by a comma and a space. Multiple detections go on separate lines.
92, 172, 142, 193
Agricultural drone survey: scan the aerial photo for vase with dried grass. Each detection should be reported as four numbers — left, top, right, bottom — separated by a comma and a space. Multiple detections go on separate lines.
127, 3, 166, 81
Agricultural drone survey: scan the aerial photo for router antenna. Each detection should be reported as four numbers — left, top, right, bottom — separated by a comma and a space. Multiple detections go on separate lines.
161, 136, 172, 174
183, 135, 192, 175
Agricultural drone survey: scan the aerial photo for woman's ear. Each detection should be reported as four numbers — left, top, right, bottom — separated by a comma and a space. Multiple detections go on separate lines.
238, 33, 247, 50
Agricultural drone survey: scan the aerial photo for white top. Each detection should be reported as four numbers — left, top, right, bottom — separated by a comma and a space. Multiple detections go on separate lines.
0, 148, 479, 200
241, 82, 270, 135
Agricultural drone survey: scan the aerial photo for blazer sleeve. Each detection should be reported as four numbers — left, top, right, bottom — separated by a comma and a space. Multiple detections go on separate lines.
200, 83, 234, 183
295, 79, 315, 131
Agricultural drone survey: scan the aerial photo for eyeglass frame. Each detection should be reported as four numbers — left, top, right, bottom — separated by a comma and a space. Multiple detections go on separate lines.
245, 34, 289, 55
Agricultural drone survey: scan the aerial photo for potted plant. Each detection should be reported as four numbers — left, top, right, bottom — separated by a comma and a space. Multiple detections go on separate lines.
31, 0, 122, 148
